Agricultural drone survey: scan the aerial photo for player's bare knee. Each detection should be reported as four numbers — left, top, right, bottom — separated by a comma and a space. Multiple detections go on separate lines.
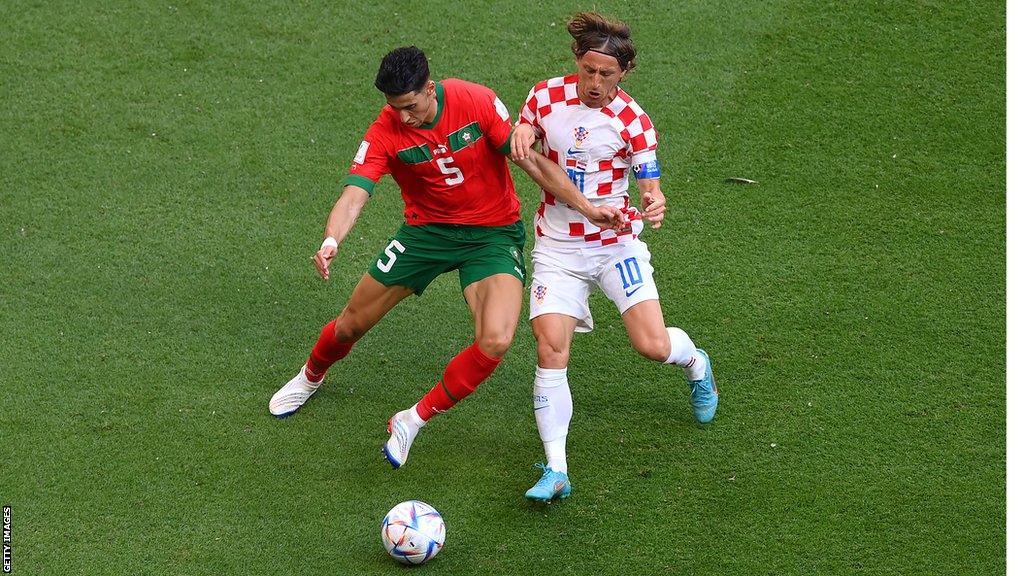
633, 334, 670, 362
477, 331, 514, 358
536, 340, 570, 367
334, 311, 368, 343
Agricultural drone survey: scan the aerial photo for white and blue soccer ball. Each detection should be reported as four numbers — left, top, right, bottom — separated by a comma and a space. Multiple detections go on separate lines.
380, 500, 446, 565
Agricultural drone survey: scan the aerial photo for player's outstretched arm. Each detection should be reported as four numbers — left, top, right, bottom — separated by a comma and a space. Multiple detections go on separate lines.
511, 149, 627, 231
311, 185, 371, 280
637, 177, 666, 229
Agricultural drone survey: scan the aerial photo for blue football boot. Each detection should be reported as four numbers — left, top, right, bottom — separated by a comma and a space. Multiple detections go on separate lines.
688, 349, 718, 423
525, 464, 571, 502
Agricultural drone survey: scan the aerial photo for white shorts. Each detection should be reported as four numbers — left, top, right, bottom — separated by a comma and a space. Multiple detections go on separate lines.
529, 238, 660, 332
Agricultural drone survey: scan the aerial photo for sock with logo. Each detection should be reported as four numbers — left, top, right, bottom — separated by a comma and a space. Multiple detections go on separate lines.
534, 366, 572, 474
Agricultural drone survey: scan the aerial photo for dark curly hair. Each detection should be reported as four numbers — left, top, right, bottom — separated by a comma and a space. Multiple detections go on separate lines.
375, 46, 430, 95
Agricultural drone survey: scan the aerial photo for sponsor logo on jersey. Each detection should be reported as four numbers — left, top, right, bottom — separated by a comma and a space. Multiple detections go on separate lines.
565, 148, 588, 171
433, 144, 448, 156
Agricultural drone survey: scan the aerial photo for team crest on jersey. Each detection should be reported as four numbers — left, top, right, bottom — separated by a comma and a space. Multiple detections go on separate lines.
572, 126, 589, 148
533, 285, 547, 303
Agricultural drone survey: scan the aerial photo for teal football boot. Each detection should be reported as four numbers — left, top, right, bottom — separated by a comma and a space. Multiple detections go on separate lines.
525, 464, 571, 502
688, 349, 718, 423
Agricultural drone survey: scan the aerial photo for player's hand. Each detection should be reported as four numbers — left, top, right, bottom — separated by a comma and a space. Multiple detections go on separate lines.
584, 204, 630, 231
510, 123, 537, 161
311, 244, 337, 280
641, 190, 666, 229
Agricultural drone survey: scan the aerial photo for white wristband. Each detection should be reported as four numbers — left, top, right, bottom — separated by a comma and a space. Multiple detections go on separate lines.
320, 237, 338, 251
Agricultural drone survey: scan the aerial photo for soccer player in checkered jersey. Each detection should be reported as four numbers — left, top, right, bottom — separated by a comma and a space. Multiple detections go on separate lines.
268, 46, 627, 469
510, 13, 719, 502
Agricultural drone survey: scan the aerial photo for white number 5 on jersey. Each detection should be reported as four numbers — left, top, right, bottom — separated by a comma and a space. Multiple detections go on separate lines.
436, 157, 465, 185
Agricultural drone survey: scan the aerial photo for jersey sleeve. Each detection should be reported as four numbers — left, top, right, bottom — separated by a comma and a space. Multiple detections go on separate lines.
518, 84, 539, 127
345, 117, 392, 195
516, 81, 547, 138
623, 104, 659, 167
474, 85, 514, 155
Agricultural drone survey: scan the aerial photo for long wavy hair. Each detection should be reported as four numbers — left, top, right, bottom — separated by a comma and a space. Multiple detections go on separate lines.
567, 12, 636, 72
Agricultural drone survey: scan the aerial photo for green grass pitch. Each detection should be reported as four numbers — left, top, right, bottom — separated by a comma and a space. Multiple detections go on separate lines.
1, 1, 1004, 574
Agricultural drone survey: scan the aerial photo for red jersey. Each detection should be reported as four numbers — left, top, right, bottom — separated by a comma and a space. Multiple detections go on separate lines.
345, 79, 520, 226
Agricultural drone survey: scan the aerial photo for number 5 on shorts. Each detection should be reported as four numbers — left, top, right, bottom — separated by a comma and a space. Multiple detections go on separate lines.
377, 239, 406, 273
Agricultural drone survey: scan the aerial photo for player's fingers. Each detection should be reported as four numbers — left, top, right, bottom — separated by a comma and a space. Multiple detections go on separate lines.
511, 132, 525, 159
313, 252, 332, 280
646, 204, 666, 218
516, 135, 535, 160
311, 255, 326, 279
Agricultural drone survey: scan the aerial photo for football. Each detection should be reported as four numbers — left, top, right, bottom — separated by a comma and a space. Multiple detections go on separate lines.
380, 500, 446, 565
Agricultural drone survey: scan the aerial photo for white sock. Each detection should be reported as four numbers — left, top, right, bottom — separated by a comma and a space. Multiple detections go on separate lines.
665, 327, 706, 381
300, 364, 324, 386
533, 366, 572, 474
404, 404, 426, 430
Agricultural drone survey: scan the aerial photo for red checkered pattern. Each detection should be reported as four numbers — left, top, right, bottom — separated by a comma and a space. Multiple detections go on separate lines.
517, 75, 659, 247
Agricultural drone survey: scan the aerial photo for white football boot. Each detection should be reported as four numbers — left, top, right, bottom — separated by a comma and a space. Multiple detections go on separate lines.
382, 409, 422, 469
268, 365, 322, 417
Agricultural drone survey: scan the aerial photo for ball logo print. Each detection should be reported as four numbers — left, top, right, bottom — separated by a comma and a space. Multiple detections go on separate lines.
381, 501, 446, 565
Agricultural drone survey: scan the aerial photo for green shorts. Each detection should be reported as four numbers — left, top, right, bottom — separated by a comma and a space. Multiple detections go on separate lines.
367, 221, 526, 295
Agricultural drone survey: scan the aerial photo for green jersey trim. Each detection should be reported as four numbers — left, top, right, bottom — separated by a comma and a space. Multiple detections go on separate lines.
397, 144, 432, 165
447, 122, 483, 154
498, 131, 513, 156
416, 81, 445, 130
345, 174, 376, 195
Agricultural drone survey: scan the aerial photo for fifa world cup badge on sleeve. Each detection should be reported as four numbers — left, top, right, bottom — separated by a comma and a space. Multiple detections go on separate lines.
493, 96, 510, 121
354, 140, 370, 165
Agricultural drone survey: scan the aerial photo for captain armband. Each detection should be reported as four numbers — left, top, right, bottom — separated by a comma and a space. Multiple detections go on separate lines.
633, 160, 661, 179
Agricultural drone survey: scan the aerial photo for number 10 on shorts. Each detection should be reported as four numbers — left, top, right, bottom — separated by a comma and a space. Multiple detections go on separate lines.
615, 257, 643, 290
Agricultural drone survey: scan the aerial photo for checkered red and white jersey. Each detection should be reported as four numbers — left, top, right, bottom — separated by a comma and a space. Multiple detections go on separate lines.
518, 74, 658, 247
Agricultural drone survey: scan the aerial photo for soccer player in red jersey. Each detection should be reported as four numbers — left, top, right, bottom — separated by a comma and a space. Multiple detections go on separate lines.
509, 13, 719, 501
268, 46, 626, 469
